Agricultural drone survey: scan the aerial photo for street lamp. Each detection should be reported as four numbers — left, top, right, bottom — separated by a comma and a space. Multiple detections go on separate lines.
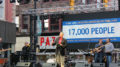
31, 0, 38, 67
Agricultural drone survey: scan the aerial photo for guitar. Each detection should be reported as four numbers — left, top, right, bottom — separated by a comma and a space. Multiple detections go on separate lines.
90, 45, 105, 54
0, 48, 11, 52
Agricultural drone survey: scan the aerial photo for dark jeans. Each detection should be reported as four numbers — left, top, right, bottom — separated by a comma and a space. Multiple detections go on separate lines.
23, 54, 29, 62
106, 55, 112, 67
95, 53, 104, 63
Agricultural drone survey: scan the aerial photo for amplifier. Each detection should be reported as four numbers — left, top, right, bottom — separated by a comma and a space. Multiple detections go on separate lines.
75, 63, 91, 67
92, 63, 105, 67
110, 63, 120, 67
16, 62, 31, 67
42, 63, 58, 67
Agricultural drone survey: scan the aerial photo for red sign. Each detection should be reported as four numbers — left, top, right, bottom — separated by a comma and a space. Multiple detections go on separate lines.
39, 36, 58, 47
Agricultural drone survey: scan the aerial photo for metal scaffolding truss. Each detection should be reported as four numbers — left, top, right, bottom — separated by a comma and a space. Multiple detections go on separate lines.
20, 2, 118, 15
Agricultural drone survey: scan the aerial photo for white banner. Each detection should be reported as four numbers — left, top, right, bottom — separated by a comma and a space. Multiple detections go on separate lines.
62, 18, 120, 43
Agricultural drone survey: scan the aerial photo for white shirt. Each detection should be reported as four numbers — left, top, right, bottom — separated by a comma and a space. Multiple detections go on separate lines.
105, 42, 114, 53
46, 58, 56, 63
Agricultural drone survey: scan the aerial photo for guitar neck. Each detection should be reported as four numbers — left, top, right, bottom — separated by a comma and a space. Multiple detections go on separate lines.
0, 48, 11, 52
97, 45, 105, 49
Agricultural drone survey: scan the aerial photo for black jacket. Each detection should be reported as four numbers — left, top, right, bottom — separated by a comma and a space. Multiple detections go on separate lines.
0, 43, 2, 50
52, 37, 67, 56
22, 46, 30, 55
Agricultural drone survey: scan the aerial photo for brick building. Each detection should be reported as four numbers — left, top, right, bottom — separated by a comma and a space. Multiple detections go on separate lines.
16, 0, 118, 35
16, 0, 69, 35
5, 0, 15, 22
0, 0, 15, 22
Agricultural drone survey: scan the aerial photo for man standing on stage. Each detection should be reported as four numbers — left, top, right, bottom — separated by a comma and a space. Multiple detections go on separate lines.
52, 32, 67, 67
0, 37, 2, 49
105, 39, 114, 67
22, 42, 30, 62
0, 37, 6, 58
0, 37, 3, 57
94, 39, 104, 63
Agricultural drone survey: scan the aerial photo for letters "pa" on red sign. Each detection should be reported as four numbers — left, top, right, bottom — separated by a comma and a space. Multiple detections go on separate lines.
40, 37, 56, 46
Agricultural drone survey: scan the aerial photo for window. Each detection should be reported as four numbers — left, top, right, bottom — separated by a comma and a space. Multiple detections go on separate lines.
81, 0, 86, 4
0, 0, 4, 20
43, 0, 61, 2
51, 25, 59, 30
22, 15, 29, 29
52, 0, 59, 1
43, 19, 49, 31
43, 0, 49, 2
0, 8, 4, 20
50, 18, 60, 31
42, 15, 62, 33
15, 16, 19, 27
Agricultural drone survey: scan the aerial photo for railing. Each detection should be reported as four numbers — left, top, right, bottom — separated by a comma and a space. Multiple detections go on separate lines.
20, 1, 118, 15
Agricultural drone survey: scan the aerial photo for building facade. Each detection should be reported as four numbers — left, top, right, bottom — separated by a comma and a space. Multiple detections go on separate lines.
16, 0, 69, 35
5, 0, 15, 22
0, 0, 5, 20
0, 0, 15, 22
16, 0, 118, 35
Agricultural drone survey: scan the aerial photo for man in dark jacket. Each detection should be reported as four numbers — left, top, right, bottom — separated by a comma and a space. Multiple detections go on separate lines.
0, 37, 6, 58
22, 42, 30, 62
0, 37, 3, 58
52, 32, 67, 67
94, 39, 104, 63
0, 37, 3, 50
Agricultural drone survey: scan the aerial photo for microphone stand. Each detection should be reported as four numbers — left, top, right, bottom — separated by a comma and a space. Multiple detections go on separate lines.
87, 39, 91, 52
115, 43, 118, 63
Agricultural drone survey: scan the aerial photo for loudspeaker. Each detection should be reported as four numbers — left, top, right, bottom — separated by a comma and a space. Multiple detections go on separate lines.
0, 22, 5, 43
92, 63, 105, 67
75, 63, 91, 67
16, 62, 31, 67
5, 22, 16, 43
110, 63, 120, 67
42, 63, 58, 67
0, 21, 16, 43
